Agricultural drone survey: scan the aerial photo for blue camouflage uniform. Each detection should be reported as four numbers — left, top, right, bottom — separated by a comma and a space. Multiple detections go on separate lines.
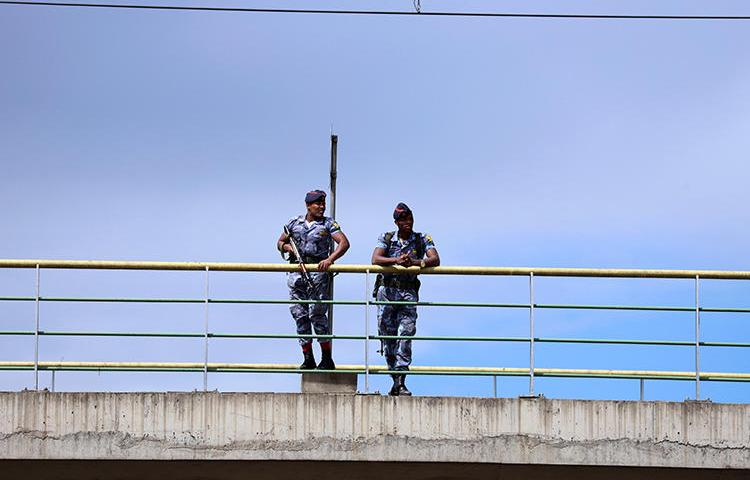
376, 231, 436, 370
285, 215, 342, 346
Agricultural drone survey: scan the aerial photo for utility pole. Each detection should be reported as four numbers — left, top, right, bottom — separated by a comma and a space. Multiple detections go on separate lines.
328, 134, 338, 332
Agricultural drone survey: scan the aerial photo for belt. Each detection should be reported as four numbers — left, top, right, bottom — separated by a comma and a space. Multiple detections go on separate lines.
383, 277, 420, 290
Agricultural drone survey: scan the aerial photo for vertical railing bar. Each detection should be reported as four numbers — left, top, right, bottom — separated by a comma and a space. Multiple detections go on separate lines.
493, 376, 497, 398
529, 272, 535, 395
639, 378, 644, 401
695, 275, 700, 400
34, 264, 40, 390
364, 270, 370, 393
204, 266, 210, 392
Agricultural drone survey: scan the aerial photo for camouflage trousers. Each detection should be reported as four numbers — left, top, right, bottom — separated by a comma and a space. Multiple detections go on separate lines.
288, 271, 331, 346
377, 286, 417, 370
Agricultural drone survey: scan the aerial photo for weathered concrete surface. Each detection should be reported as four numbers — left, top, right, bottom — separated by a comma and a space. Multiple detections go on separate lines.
0, 391, 748, 471
300, 372, 357, 394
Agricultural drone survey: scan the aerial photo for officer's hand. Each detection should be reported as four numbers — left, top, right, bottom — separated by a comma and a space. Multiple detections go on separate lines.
395, 254, 409, 266
318, 258, 334, 271
283, 244, 293, 254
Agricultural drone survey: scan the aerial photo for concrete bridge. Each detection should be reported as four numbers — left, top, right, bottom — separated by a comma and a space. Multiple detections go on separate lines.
1, 389, 748, 479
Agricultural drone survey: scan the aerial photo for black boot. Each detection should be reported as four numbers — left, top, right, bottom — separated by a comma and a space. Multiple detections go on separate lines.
299, 349, 316, 370
397, 375, 412, 396
386, 356, 399, 396
389, 375, 400, 396
317, 347, 336, 370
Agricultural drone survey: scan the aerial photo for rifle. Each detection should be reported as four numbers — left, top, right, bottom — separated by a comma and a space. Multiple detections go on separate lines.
283, 226, 317, 296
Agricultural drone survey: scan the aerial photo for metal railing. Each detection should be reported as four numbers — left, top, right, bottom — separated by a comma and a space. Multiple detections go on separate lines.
1, 259, 749, 398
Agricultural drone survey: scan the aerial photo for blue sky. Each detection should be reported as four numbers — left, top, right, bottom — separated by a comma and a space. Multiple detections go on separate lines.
1, 0, 749, 402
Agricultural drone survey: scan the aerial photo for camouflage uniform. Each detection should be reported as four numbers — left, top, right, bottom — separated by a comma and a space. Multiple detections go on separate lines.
376, 231, 436, 370
285, 215, 342, 346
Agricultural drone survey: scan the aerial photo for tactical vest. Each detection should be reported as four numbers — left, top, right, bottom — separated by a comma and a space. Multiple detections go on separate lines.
382, 231, 426, 260
372, 231, 425, 297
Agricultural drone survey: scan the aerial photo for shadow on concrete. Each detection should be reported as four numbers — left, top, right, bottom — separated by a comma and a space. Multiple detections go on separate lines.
4, 460, 748, 480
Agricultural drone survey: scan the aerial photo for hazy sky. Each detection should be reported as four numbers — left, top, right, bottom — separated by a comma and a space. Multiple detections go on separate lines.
1, 0, 749, 402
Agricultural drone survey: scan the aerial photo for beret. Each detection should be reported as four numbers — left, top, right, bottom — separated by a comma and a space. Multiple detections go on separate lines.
305, 190, 326, 203
393, 202, 412, 220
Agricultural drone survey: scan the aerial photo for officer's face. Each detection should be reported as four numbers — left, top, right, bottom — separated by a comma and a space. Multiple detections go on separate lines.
395, 214, 414, 234
306, 200, 326, 219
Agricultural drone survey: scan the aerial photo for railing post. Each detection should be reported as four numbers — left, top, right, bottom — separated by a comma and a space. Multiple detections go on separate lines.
695, 274, 700, 400
365, 269, 370, 393
529, 272, 535, 396
640, 378, 644, 401
204, 266, 210, 392
493, 376, 498, 398
34, 264, 40, 390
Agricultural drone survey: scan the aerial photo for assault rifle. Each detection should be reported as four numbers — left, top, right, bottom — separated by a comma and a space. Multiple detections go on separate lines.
283, 226, 317, 296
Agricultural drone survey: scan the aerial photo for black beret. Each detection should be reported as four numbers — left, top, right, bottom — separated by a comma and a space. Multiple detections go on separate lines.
393, 202, 412, 220
305, 190, 326, 204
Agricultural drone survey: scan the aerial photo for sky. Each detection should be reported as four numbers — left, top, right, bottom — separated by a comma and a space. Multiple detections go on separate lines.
0, 0, 749, 402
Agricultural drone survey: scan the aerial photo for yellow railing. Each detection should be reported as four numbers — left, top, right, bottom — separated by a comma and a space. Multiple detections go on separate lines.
1, 258, 749, 400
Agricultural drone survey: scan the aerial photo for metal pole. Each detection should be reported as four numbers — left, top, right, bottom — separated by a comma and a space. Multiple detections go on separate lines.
34, 264, 40, 390
328, 133, 338, 333
695, 275, 700, 400
493, 376, 497, 398
529, 272, 535, 395
365, 269, 370, 393
639, 378, 644, 401
51, 370, 55, 393
330, 134, 338, 219
204, 266, 210, 392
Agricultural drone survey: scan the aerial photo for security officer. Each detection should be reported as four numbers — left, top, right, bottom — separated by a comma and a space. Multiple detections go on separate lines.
371, 202, 440, 396
277, 190, 350, 370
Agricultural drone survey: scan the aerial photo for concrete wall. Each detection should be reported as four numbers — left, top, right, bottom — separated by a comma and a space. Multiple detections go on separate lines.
1, 391, 748, 470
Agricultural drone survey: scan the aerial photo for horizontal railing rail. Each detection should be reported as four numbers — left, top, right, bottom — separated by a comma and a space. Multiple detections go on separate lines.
4, 295, 750, 313
1, 258, 749, 399
3, 258, 750, 279
2, 331, 750, 348
0, 362, 748, 382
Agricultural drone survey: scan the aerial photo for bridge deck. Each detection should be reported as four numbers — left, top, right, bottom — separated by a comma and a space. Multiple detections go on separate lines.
1, 391, 748, 473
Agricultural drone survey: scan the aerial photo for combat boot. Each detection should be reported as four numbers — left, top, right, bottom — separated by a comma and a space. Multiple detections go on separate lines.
388, 375, 400, 396
299, 349, 316, 370
317, 347, 336, 370
397, 375, 412, 396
